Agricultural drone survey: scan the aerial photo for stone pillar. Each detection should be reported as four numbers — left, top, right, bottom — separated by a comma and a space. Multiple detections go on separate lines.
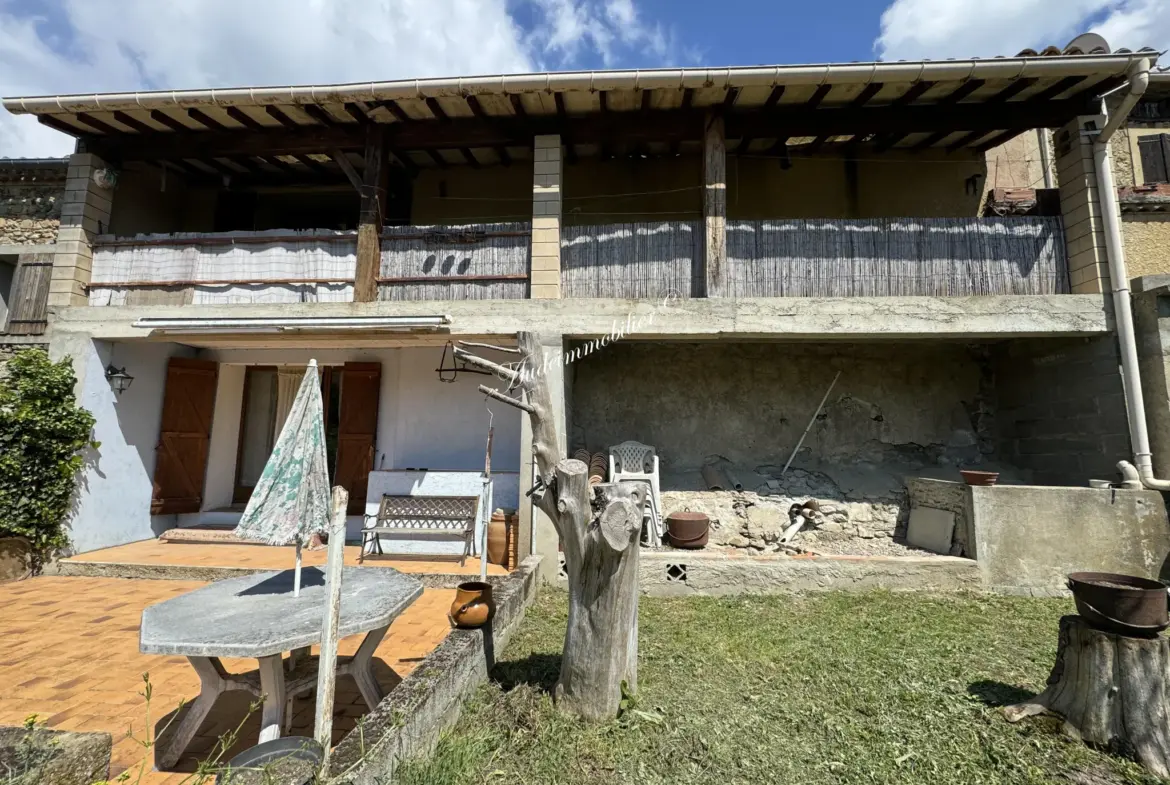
530, 135, 562, 299
517, 332, 566, 583
1055, 116, 1110, 294
48, 153, 113, 308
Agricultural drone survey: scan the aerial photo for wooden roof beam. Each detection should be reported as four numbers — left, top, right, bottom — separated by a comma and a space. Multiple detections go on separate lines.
424, 97, 450, 122
806, 84, 832, 110
149, 110, 192, 133
265, 106, 302, 130
303, 104, 340, 127
225, 106, 265, 131
186, 108, 227, 131
73, 113, 120, 135
762, 85, 785, 110
110, 111, 155, 134
426, 149, 448, 168
343, 103, 371, 125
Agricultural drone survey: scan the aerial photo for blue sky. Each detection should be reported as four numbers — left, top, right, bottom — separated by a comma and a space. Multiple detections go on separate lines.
1, 0, 1167, 157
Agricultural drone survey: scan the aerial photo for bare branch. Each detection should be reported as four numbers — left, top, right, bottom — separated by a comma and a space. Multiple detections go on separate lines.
454, 347, 520, 384
477, 384, 534, 413
458, 340, 522, 355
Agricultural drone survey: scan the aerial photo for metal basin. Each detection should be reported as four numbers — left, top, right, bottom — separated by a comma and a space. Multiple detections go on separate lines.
1067, 572, 1169, 638
215, 737, 323, 785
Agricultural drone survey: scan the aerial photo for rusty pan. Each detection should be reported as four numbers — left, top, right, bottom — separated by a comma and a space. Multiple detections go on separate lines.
1067, 572, 1169, 637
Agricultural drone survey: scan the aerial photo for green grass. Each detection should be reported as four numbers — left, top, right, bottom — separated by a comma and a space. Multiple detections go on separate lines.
398, 590, 1161, 785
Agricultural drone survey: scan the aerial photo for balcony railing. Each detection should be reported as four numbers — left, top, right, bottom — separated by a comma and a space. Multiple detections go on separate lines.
561, 217, 1069, 298
88, 222, 532, 305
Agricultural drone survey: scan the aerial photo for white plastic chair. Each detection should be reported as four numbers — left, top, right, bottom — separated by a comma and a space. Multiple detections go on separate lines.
609, 441, 663, 547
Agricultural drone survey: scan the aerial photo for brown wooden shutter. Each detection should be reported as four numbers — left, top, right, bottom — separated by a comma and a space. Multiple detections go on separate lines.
4, 253, 54, 335
336, 362, 381, 515
1138, 134, 1170, 184
151, 358, 219, 515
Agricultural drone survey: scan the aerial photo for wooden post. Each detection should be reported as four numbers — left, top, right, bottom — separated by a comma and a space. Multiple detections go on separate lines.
314, 485, 350, 763
353, 126, 385, 302
703, 114, 727, 297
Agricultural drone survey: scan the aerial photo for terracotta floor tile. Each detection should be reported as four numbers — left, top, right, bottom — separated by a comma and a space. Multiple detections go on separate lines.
0, 575, 452, 785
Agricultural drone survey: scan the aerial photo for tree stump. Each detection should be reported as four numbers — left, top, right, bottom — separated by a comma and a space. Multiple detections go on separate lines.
453, 332, 649, 721
1004, 615, 1170, 777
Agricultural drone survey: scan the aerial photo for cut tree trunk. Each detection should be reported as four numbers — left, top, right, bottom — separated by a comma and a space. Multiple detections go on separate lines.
1004, 615, 1170, 777
454, 332, 648, 721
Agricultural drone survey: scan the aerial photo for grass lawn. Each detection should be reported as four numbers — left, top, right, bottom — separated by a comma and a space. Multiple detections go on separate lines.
398, 590, 1162, 785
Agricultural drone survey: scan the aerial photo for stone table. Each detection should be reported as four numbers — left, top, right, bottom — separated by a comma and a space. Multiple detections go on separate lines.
140, 566, 423, 770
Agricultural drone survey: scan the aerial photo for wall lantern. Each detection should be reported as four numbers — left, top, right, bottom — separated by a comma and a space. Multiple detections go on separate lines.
105, 364, 134, 396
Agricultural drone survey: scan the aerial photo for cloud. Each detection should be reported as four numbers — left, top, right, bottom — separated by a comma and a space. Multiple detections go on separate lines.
875, 0, 1170, 61
0, 0, 685, 158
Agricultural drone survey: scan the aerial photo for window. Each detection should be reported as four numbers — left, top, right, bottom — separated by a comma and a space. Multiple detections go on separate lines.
0, 255, 16, 332
1138, 133, 1170, 185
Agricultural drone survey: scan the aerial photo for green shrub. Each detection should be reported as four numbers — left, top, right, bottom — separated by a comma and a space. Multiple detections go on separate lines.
0, 349, 97, 564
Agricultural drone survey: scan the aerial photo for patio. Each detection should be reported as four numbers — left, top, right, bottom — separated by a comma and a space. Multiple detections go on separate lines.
0, 568, 464, 784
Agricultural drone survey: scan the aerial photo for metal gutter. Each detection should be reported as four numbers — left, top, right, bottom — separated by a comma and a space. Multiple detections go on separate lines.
2, 53, 1156, 115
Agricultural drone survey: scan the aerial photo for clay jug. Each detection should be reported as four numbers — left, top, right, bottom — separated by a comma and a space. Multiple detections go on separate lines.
487, 510, 508, 566
449, 581, 494, 628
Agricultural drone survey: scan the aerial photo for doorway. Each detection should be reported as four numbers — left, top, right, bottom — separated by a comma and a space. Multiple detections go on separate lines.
233, 365, 342, 504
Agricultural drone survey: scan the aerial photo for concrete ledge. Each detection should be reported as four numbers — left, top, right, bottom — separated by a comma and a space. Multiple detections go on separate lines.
50, 295, 1112, 342
326, 555, 541, 785
0, 725, 111, 785
50, 558, 504, 590
632, 550, 980, 596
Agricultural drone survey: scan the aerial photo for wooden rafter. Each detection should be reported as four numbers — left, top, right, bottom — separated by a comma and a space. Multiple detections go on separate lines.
459, 148, 480, 167
495, 146, 512, 166
426, 149, 448, 168
424, 97, 450, 122
265, 106, 302, 130
723, 87, 740, 110
330, 149, 364, 190
111, 111, 155, 134
465, 95, 488, 119
806, 84, 832, 109
381, 100, 412, 124
303, 105, 339, 127
73, 113, 120, 135
225, 107, 266, 131
149, 110, 192, 133
763, 85, 785, 110
187, 108, 227, 131
850, 83, 884, 108
343, 103, 370, 125
37, 115, 86, 136
508, 93, 528, 117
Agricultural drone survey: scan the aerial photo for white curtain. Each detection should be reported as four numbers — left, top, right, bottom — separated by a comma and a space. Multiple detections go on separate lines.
274, 365, 308, 442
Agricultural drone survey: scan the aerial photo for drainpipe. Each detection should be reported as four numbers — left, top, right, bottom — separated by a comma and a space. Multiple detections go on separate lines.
1091, 58, 1164, 488
1036, 129, 1055, 189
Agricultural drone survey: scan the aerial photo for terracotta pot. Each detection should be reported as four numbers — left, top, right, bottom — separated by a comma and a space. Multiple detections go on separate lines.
449, 581, 494, 628
666, 511, 709, 549
487, 511, 508, 566
0, 536, 32, 583
960, 470, 999, 487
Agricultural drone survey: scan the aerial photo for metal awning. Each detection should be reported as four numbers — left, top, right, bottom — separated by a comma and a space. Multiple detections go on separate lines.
4, 45, 1158, 172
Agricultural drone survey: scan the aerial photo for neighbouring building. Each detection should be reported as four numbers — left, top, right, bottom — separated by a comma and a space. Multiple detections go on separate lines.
3, 39, 1169, 590
0, 158, 65, 355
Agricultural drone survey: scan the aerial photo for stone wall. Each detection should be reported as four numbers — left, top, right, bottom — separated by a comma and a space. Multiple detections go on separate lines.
0, 165, 64, 246
992, 336, 1131, 485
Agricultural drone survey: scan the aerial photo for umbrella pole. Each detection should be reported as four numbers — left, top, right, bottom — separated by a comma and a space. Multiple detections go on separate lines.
294, 540, 303, 597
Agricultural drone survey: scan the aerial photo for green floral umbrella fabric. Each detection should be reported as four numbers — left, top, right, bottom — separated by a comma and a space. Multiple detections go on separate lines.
234, 362, 329, 546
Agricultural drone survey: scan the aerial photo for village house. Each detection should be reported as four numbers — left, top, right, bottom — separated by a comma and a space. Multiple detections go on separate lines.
3, 39, 1169, 593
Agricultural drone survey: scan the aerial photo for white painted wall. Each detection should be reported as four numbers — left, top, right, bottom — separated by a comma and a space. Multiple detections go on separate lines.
204, 345, 521, 480
67, 339, 194, 553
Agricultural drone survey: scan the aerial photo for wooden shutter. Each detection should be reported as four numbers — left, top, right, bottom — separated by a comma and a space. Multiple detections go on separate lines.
4, 253, 54, 335
335, 362, 381, 515
1138, 134, 1170, 184
151, 358, 219, 515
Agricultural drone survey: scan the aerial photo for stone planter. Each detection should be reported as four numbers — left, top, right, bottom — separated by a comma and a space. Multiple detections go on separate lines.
0, 536, 31, 582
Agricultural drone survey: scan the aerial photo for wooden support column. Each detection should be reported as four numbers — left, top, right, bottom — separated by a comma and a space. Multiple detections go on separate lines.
703, 114, 727, 297
353, 126, 385, 302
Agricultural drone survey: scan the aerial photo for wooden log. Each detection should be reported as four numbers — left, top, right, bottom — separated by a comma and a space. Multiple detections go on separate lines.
703, 113, 727, 297
1005, 615, 1170, 777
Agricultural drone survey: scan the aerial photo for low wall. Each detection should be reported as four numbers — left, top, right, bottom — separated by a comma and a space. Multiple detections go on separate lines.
326, 555, 541, 784
969, 485, 1170, 596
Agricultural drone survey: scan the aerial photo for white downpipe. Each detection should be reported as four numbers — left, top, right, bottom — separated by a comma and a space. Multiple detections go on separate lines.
1091, 59, 1167, 488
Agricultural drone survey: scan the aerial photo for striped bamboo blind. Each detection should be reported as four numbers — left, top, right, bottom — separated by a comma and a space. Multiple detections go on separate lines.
561, 221, 701, 299
378, 222, 530, 301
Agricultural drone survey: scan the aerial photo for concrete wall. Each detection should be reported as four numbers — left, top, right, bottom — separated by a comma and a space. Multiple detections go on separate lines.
56, 338, 196, 553
969, 485, 1170, 595
570, 341, 990, 479
992, 336, 1131, 485
1124, 215, 1170, 280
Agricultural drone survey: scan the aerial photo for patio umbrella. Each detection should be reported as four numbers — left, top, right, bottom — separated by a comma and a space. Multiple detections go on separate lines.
234, 360, 330, 597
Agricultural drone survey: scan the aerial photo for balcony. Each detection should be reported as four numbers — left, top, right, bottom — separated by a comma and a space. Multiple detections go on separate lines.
561, 216, 1069, 299
87, 222, 532, 306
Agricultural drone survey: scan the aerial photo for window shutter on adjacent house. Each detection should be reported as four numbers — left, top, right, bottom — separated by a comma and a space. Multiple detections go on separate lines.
151, 358, 219, 515
335, 362, 381, 515
3, 253, 54, 335
1138, 134, 1170, 185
